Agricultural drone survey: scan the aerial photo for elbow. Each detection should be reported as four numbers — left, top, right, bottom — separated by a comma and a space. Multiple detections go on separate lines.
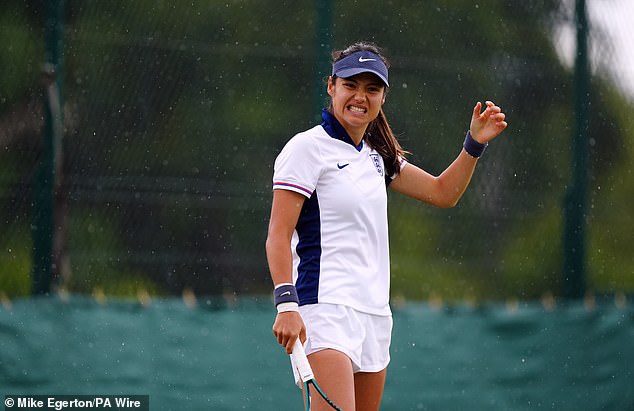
265, 235, 275, 257
266, 231, 288, 258
424, 179, 461, 208
440, 191, 464, 208
417, 195, 458, 209
436, 198, 460, 209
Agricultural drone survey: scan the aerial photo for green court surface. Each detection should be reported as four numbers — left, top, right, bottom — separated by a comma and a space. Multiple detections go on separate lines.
1, 296, 632, 410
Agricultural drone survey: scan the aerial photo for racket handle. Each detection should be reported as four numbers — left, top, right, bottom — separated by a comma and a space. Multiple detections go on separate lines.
291, 338, 314, 382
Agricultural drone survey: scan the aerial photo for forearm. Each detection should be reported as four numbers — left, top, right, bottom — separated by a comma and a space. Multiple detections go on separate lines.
426, 100, 506, 207
266, 189, 305, 286
265, 235, 294, 286
433, 149, 478, 207
267, 234, 305, 353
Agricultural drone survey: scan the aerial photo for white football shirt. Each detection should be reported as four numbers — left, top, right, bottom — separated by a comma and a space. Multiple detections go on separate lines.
273, 110, 398, 316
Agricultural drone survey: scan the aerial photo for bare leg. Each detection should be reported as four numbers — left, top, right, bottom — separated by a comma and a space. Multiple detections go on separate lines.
307, 349, 355, 411
354, 369, 387, 411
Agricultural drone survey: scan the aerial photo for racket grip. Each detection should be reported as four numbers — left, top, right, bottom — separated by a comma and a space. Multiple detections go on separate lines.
291, 338, 314, 382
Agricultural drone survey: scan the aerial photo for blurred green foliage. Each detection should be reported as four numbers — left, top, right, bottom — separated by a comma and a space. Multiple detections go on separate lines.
587, 86, 634, 292
0, 234, 31, 296
0, 0, 632, 301
66, 209, 164, 297
0, 6, 43, 104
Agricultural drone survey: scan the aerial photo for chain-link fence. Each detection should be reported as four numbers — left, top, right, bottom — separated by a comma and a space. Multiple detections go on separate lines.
1, 0, 633, 300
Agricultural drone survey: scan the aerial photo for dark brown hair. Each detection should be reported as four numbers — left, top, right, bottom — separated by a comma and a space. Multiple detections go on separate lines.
330, 41, 408, 178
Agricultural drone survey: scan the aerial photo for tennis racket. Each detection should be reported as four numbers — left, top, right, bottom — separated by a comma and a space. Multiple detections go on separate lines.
291, 339, 343, 411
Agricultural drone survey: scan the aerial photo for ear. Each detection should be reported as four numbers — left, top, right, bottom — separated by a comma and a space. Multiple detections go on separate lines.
327, 76, 335, 97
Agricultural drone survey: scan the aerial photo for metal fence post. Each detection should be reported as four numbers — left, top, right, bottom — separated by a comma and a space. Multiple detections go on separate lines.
32, 0, 64, 295
563, 0, 589, 299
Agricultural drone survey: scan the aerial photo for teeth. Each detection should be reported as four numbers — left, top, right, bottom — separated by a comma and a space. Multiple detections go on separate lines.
349, 106, 366, 113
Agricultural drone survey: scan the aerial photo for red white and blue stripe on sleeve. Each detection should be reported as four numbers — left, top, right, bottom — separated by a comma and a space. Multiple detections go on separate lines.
273, 181, 313, 197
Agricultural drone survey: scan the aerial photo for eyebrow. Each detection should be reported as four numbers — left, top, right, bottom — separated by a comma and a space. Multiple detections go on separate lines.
342, 77, 384, 88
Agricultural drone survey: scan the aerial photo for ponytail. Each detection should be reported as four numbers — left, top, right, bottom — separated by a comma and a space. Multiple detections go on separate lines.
365, 109, 408, 178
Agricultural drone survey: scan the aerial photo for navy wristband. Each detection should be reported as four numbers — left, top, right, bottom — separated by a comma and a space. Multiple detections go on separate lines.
463, 131, 488, 158
274, 284, 299, 306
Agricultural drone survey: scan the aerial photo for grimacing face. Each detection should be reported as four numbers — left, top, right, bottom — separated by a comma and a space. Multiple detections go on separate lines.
327, 73, 386, 141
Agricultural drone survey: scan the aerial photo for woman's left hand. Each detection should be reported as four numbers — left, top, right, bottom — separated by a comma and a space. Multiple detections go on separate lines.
469, 101, 508, 143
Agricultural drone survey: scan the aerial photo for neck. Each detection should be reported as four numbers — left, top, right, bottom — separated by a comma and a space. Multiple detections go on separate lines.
345, 127, 366, 146
331, 111, 366, 145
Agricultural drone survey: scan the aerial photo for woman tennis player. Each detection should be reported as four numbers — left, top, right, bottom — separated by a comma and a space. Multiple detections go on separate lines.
266, 41, 507, 410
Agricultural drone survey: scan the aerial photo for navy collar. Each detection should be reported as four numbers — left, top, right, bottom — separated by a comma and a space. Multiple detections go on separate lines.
321, 109, 363, 152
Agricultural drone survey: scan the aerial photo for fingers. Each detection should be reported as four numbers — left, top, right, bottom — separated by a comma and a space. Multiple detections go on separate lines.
272, 311, 305, 354
470, 100, 508, 142
273, 323, 292, 346
273, 327, 295, 353
492, 112, 506, 122
475, 101, 504, 122
286, 337, 297, 354
472, 101, 482, 119
482, 101, 507, 127
283, 326, 307, 354
484, 101, 501, 115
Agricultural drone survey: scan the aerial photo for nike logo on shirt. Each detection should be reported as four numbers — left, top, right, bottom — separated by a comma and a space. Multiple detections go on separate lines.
337, 163, 350, 169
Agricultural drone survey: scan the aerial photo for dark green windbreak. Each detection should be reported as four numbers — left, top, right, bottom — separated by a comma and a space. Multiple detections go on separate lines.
1, 297, 633, 410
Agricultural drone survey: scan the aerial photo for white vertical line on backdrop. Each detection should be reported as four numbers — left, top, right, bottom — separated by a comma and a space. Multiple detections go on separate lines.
553, 0, 634, 101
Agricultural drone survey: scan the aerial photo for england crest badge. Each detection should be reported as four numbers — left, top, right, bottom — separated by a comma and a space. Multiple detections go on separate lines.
369, 153, 384, 177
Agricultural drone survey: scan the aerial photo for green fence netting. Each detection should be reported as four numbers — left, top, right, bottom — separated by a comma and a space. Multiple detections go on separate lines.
1, 1, 633, 300
1, 297, 633, 410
